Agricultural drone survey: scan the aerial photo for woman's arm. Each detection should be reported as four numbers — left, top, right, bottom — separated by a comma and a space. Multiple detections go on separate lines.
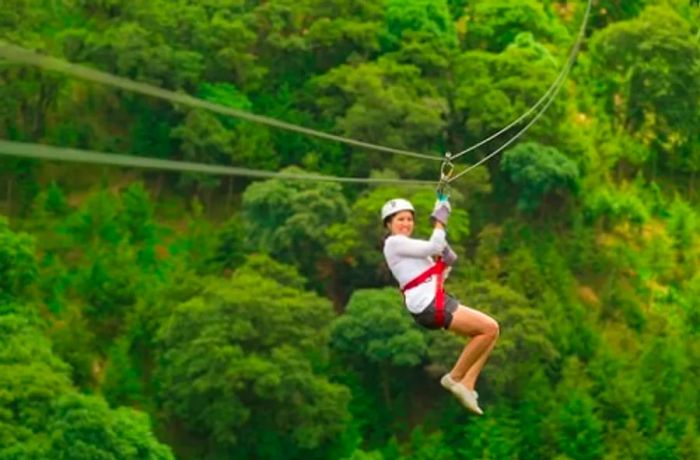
388, 222, 447, 258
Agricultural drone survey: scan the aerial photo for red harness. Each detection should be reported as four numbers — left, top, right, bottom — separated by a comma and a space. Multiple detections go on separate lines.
401, 257, 446, 326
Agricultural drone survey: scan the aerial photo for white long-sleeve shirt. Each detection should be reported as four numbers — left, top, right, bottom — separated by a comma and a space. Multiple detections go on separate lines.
383, 228, 447, 314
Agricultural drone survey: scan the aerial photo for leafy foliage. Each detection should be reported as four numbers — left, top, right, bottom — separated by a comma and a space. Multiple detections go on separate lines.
1, 1, 700, 459
0, 217, 37, 302
155, 266, 350, 458
501, 142, 580, 213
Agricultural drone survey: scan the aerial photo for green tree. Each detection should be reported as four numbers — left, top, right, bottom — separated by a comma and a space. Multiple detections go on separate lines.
344, 449, 385, 460
0, 310, 173, 459
47, 394, 173, 460
171, 83, 276, 193
331, 288, 427, 369
209, 214, 247, 272
78, 19, 203, 89
119, 182, 156, 246
243, 167, 349, 285
589, 7, 700, 177
583, 183, 650, 229
63, 190, 123, 247
102, 337, 145, 408
639, 335, 688, 413
170, 109, 236, 192
588, 0, 650, 29
49, 304, 99, 389
330, 288, 427, 447
252, 0, 382, 84
79, 247, 140, 337
297, 0, 384, 72
465, 0, 561, 52
553, 391, 604, 460
587, 345, 653, 458
405, 425, 454, 460
156, 267, 349, 459
666, 196, 697, 256
382, 0, 458, 78
548, 359, 604, 460
0, 313, 72, 449
55, 189, 163, 345
501, 142, 580, 213
449, 45, 566, 157
0, 216, 37, 302
384, 0, 457, 50
36, 181, 70, 218
119, 182, 161, 272
311, 58, 445, 176
238, 253, 308, 290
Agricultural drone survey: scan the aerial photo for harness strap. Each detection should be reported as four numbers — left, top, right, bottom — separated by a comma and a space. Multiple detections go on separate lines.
434, 258, 445, 326
401, 257, 446, 327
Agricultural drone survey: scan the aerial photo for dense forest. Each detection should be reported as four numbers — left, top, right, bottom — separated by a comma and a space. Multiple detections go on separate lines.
2, 0, 700, 459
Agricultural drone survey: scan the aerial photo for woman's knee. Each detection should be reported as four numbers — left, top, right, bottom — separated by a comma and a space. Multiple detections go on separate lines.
450, 307, 500, 338
485, 317, 500, 340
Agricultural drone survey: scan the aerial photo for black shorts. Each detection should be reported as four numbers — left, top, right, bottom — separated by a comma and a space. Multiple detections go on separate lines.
411, 293, 460, 330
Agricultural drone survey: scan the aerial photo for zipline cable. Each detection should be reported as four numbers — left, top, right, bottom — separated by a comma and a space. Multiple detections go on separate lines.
0, 139, 434, 186
0, 0, 591, 189
0, 42, 442, 163
0, 0, 591, 169
449, 0, 592, 162
447, 0, 592, 183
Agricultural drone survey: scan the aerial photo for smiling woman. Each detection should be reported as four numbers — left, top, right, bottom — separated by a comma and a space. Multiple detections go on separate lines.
381, 197, 499, 415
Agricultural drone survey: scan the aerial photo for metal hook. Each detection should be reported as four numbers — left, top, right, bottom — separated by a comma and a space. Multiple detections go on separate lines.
436, 152, 454, 201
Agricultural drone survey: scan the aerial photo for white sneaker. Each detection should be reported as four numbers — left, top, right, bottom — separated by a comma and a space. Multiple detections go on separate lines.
440, 373, 457, 390
454, 383, 483, 415
441, 374, 479, 398
440, 374, 483, 415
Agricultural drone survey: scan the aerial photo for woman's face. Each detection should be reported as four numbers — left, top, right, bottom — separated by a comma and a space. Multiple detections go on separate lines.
388, 210, 414, 237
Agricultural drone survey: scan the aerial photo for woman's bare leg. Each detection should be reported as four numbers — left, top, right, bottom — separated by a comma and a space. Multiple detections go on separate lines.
447, 305, 499, 391
461, 338, 497, 390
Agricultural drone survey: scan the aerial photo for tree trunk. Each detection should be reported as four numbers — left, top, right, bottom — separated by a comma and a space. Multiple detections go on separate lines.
33, 81, 46, 137
33, 78, 57, 138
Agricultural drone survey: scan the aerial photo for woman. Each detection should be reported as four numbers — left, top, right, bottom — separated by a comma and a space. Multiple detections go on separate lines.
382, 198, 499, 415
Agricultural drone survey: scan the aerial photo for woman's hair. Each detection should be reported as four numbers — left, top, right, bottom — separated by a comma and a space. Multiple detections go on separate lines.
382, 216, 392, 240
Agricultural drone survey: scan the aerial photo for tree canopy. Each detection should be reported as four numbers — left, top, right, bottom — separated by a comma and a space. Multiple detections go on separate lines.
1, 1, 700, 459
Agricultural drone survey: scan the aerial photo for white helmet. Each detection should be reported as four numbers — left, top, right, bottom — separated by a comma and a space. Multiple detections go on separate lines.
381, 198, 415, 221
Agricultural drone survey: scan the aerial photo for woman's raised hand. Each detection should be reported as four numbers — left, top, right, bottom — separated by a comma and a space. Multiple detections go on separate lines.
431, 198, 452, 226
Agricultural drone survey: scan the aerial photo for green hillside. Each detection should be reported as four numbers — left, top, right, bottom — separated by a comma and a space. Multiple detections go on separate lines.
1, 1, 700, 459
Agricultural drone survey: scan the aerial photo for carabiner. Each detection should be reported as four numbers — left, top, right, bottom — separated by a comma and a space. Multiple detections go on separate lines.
440, 152, 454, 182
436, 152, 454, 201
